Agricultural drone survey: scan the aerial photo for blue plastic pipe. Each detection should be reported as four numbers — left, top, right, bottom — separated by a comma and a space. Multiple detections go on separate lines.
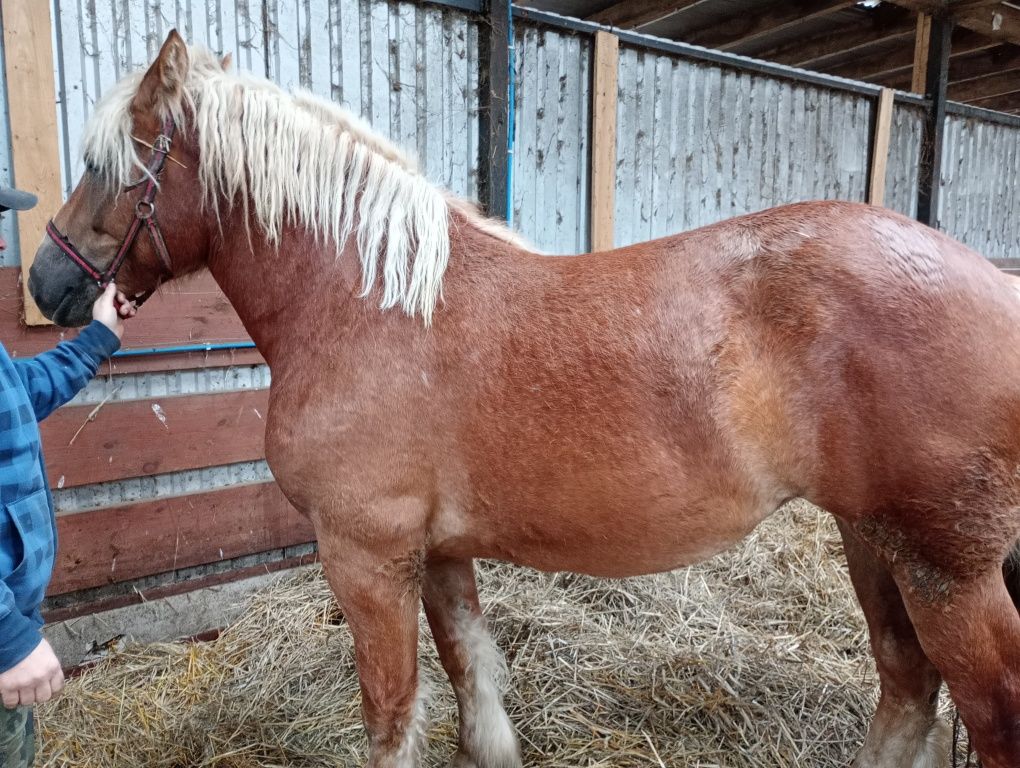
112, 341, 257, 358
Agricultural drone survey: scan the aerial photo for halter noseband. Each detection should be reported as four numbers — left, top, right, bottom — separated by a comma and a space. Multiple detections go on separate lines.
45, 115, 177, 306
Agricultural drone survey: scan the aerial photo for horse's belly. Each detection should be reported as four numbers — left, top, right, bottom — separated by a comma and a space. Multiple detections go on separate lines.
431, 489, 771, 578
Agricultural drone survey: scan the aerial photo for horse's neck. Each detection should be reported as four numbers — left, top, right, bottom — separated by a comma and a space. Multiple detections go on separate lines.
204, 205, 531, 367
206, 218, 364, 366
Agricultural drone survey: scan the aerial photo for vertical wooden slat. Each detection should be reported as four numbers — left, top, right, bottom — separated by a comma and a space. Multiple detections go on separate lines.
868, 88, 895, 206
2, 0, 61, 325
590, 31, 619, 253
911, 12, 932, 95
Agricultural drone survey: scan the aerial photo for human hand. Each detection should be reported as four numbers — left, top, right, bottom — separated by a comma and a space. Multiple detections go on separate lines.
0, 639, 64, 708
91, 282, 137, 339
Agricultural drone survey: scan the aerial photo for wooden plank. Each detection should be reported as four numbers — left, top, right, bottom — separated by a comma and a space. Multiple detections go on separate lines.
0, 268, 263, 372
971, 88, 1020, 111
832, 28, 997, 82
41, 389, 270, 488
887, 0, 1020, 45
688, 0, 856, 54
913, 12, 933, 93
479, 0, 510, 220
1, 0, 62, 326
868, 88, 896, 206
918, 14, 953, 228
591, 31, 619, 253
49, 482, 313, 595
587, 0, 707, 30
44, 552, 319, 624
948, 67, 1020, 100
765, 10, 916, 68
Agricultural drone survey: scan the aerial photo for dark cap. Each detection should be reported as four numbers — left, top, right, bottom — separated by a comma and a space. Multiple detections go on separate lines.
0, 185, 37, 213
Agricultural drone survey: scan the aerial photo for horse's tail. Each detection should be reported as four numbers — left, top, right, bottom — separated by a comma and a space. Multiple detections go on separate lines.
1006, 541, 1020, 611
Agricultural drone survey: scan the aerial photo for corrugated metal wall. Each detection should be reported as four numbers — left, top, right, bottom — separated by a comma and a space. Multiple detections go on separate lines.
613, 47, 873, 248
53, 0, 480, 202
512, 22, 591, 254
883, 102, 925, 219
940, 114, 1020, 260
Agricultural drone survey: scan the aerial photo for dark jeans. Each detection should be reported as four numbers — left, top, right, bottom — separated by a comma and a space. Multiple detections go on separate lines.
0, 706, 34, 767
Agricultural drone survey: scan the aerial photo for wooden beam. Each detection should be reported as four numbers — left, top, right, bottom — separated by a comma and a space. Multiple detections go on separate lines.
948, 43, 1020, 83
913, 13, 933, 92
968, 88, 1020, 111
479, 0, 510, 220
590, 31, 619, 253
918, 15, 953, 228
868, 89, 896, 206
687, 0, 857, 54
1, 0, 61, 326
50, 483, 313, 595
587, 0, 707, 30
764, 8, 916, 68
957, 4, 1020, 45
41, 389, 270, 488
949, 66, 1020, 100
829, 29, 997, 82
885, 1, 1020, 45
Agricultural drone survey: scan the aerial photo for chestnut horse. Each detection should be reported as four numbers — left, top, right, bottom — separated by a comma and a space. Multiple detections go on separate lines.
29, 32, 1020, 768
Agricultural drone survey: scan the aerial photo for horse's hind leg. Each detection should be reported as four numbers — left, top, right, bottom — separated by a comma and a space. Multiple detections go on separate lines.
318, 537, 427, 768
893, 562, 1020, 768
422, 557, 520, 768
836, 521, 950, 768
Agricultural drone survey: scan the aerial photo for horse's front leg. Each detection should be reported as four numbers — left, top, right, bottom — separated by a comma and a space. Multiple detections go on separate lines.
317, 516, 429, 768
422, 557, 520, 768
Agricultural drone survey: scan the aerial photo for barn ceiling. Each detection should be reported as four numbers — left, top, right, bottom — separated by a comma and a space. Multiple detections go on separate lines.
515, 0, 1020, 114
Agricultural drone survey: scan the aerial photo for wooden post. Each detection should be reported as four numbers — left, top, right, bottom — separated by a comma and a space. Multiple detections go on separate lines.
867, 88, 895, 206
590, 31, 618, 253
2, 0, 61, 325
911, 12, 932, 94
479, 0, 511, 221
917, 14, 952, 228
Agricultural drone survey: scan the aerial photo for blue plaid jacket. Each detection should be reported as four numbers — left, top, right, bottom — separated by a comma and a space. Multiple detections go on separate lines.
0, 321, 119, 672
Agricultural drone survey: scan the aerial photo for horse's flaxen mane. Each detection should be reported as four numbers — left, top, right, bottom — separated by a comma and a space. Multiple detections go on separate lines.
81, 45, 528, 323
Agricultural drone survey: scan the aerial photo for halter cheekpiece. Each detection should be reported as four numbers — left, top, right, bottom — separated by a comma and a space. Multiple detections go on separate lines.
45, 115, 177, 306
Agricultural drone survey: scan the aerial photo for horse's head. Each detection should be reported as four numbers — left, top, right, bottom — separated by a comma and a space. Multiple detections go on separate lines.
30, 31, 209, 326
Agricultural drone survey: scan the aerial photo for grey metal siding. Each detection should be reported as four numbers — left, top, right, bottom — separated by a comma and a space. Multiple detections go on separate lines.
511, 22, 591, 254
53, 0, 480, 205
613, 47, 873, 247
883, 101, 924, 219
939, 113, 1020, 259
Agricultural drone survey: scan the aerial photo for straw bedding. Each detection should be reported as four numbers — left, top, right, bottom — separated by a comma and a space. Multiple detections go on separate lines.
37, 500, 965, 767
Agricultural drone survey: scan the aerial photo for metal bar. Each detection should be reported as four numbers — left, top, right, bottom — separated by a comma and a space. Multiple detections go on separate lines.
425, 0, 484, 13
513, 6, 891, 98
917, 14, 953, 228
479, 0, 511, 219
944, 100, 1020, 129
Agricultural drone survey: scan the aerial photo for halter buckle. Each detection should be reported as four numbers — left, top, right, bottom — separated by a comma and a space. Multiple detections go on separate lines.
153, 134, 172, 154
135, 200, 155, 219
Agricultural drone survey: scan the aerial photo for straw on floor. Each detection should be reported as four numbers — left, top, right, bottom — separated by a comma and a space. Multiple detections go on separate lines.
36, 500, 964, 767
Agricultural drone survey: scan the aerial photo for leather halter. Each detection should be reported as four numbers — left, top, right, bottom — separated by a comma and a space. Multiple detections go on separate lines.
45, 115, 177, 306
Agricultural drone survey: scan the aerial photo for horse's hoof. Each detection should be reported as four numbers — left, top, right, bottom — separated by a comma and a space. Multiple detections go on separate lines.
449, 752, 477, 768
449, 750, 522, 768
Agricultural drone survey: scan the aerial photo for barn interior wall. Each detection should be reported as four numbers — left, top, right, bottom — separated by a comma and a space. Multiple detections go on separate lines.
0, 1, 1015, 649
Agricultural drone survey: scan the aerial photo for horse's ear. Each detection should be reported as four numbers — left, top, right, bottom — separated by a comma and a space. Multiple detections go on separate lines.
135, 30, 190, 112
220, 53, 233, 71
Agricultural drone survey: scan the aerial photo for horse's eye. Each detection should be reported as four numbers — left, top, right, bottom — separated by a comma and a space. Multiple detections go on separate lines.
83, 158, 100, 175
